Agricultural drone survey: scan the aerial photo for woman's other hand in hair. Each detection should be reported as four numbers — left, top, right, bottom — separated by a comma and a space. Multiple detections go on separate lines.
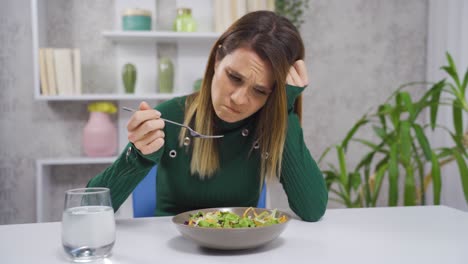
286, 60, 309, 88
127, 101, 165, 155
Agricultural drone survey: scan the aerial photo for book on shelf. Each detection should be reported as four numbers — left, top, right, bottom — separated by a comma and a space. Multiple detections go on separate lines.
73, 49, 82, 95
214, 0, 275, 33
53, 49, 73, 95
44, 48, 57, 95
38, 48, 49, 95
38, 48, 82, 95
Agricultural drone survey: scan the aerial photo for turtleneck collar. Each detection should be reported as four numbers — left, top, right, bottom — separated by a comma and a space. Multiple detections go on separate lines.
214, 113, 256, 133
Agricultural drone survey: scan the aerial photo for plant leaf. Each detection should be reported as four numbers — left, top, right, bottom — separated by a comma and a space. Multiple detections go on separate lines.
412, 140, 426, 205
362, 163, 372, 206
451, 149, 468, 204
415, 80, 443, 111
326, 162, 339, 173
318, 146, 332, 164
443, 52, 461, 87
323, 170, 339, 190
373, 126, 387, 140
404, 165, 416, 206
452, 99, 463, 140
437, 148, 454, 159
462, 68, 468, 96
388, 144, 399, 206
356, 150, 377, 171
448, 130, 468, 156
372, 163, 389, 206
400, 121, 412, 166
352, 138, 384, 152
390, 105, 400, 129
429, 81, 444, 130
336, 145, 348, 188
447, 83, 468, 111
377, 104, 391, 131
430, 150, 441, 205
342, 116, 368, 151
349, 172, 361, 191
412, 123, 432, 160
397, 91, 415, 121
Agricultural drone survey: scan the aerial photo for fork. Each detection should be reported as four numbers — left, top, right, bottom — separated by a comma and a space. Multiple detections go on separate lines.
122, 107, 224, 139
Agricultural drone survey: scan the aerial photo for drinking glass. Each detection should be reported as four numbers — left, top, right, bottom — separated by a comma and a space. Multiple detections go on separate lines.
61, 187, 115, 262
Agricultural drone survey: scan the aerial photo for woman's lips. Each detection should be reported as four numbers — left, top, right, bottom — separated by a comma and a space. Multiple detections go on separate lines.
224, 105, 241, 114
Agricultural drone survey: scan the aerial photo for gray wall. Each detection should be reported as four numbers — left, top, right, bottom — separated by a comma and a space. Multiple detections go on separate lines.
0, 0, 428, 224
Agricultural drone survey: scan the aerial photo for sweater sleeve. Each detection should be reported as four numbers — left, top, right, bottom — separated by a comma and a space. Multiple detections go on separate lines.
85, 97, 184, 212
86, 141, 164, 212
286, 84, 304, 112
87, 97, 186, 212
279, 86, 328, 222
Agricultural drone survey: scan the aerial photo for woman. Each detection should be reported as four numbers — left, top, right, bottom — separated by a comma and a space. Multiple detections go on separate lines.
87, 11, 328, 222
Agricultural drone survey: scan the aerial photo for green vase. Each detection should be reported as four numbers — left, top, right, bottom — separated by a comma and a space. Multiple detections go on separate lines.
173, 8, 197, 32
158, 57, 174, 93
122, 63, 137, 93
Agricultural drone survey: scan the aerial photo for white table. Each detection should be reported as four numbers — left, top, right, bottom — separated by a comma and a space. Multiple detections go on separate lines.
1, 205, 467, 264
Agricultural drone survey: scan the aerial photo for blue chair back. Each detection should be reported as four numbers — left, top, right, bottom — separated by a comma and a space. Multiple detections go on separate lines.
132, 166, 267, 218
132, 166, 157, 218
257, 182, 267, 208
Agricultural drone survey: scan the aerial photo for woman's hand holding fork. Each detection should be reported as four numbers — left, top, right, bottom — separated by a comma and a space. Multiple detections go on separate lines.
126, 101, 166, 155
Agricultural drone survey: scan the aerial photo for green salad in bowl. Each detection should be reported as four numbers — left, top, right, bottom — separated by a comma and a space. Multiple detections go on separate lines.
172, 207, 291, 250
186, 207, 288, 228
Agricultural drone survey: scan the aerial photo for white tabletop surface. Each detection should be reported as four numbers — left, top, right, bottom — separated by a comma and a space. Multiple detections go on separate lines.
1, 205, 467, 264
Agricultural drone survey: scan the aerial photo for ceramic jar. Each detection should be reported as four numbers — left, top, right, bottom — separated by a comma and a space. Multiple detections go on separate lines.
83, 103, 117, 157
122, 8, 152, 31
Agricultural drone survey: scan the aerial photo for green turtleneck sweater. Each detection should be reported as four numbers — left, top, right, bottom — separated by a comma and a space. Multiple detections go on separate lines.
87, 85, 328, 222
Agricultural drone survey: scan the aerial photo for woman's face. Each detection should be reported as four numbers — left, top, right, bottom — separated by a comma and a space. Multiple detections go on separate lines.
211, 48, 274, 123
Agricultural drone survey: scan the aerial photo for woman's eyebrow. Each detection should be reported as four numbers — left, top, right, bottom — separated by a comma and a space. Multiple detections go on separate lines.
227, 68, 244, 78
254, 84, 271, 93
227, 67, 271, 91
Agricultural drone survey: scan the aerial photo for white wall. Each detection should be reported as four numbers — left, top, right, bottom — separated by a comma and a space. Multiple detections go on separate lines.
426, 0, 468, 211
1, 0, 431, 224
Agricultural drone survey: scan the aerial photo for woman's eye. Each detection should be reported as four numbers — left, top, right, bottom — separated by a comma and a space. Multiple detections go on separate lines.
254, 88, 267, 95
228, 73, 242, 83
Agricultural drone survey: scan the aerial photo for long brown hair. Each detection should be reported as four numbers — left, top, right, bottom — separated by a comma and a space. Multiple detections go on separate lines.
179, 11, 305, 183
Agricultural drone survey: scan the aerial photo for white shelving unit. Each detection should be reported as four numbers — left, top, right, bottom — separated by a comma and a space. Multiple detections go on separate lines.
102, 30, 219, 44
35, 157, 117, 222
34, 92, 188, 101
31, 0, 218, 100
32, 0, 217, 222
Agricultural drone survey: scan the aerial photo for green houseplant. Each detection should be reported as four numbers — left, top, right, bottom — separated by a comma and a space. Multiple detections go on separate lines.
275, 0, 310, 29
320, 53, 468, 208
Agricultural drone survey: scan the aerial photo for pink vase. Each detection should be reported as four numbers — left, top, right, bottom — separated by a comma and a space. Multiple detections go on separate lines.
83, 112, 117, 157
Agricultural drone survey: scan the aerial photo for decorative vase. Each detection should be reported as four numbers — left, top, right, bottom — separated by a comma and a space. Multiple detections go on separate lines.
122, 63, 137, 93
158, 57, 174, 93
173, 8, 197, 32
83, 102, 118, 157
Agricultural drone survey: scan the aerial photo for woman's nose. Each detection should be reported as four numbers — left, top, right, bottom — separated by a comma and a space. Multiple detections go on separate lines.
230, 86, 249, 105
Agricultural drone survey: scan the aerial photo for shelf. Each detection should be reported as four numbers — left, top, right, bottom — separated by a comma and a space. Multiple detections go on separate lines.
37, 156, 118, 166
33, 0, 214, 222
102, 30, 220, 44
34, 92, 189, 101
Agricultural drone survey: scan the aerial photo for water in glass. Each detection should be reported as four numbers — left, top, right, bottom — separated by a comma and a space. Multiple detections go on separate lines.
61, 188, 115, 262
